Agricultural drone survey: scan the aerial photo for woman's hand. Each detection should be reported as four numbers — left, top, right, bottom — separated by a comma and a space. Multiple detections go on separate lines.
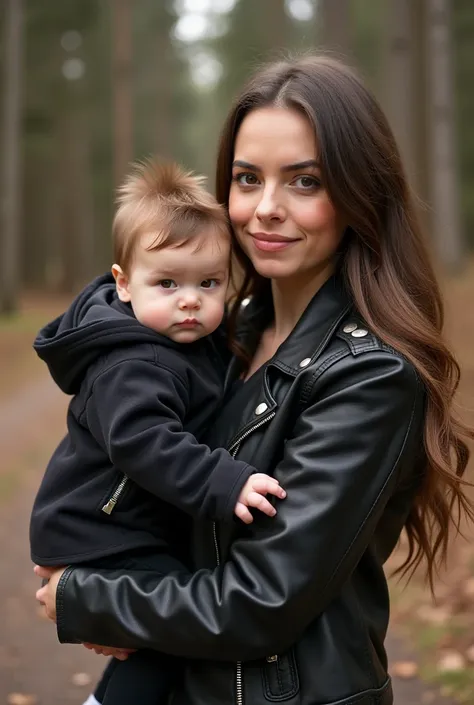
34, 565, 66, 622
35, 565, 136, 660
83, 643, 135, 660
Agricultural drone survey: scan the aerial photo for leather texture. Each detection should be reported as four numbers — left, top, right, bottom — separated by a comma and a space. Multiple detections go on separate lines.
54, 276, 425, 705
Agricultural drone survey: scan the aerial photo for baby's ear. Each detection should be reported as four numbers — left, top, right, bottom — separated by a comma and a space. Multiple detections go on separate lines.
111, 264, 131, 302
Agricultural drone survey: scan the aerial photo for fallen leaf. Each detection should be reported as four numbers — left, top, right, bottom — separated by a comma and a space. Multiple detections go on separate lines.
465, 644, 474, 663
462, 577, 474, 598
421, 693, 435, 704
71, 672, 92, 687
7, 694, 37, 705
440, 685, 454, 697
391, 660, 418, 679
437, 650, 466, 672
416, 604, 451, 624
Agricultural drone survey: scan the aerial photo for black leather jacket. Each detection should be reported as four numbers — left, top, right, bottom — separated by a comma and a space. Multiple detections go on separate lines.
54, 276, 425, 705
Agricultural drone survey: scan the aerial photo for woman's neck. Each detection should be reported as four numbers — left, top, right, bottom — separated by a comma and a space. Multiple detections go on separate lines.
269, 263, 335, 346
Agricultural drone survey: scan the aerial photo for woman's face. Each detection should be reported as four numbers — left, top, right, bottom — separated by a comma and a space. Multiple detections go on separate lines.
229, 106, 345, 283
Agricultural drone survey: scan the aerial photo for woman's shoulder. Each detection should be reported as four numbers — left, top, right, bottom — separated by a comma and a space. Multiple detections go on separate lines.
311, 313, 421, 401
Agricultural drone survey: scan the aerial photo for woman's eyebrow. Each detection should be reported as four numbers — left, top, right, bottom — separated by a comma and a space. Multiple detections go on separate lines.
281, 159, 320, 172
232, 160, 258, 170
232, 159, 320, 171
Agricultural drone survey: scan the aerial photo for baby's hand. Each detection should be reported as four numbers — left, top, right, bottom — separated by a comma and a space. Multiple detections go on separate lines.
235, 473, 286, 524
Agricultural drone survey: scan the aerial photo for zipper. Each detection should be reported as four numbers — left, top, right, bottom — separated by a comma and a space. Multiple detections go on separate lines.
236, 662, 243, 705
101, 475, 129, 514
212, 521, 220, 566
213, 410, 276, 705
215, 513, 244, 705
227, 411, 276, 458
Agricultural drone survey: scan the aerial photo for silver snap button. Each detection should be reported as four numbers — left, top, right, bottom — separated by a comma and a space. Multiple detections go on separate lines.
299, 357, 311, 368
255, 403, 268, 415
343, 322, 358, 333
351, 328, 368, 338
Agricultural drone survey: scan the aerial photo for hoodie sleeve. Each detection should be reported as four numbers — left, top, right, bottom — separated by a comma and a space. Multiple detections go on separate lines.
84, 358, 254, 522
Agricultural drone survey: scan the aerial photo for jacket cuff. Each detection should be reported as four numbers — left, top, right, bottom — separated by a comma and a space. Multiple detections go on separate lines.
56, 566, 81, 644
221, 464, 255, 522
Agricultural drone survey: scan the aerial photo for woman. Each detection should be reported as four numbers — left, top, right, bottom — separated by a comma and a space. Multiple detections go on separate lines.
36, 55, 473, 705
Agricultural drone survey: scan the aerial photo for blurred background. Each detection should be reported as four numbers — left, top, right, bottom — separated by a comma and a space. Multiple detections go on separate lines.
0, 1, 473, 704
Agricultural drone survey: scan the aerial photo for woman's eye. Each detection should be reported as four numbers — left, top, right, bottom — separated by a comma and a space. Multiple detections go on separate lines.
293, 175, 320, 190
201, 279, 219, 289
234, 172, 259, 186
158, 279, 177, 289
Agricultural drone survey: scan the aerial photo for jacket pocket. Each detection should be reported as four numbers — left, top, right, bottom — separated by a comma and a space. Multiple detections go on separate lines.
262, 650, 300, 702
98, 473, 130, 515
325, 677, 392, 704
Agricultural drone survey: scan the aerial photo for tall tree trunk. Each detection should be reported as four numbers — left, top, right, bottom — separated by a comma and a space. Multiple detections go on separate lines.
425, 0, 464, 270
112, 0, 133, 187
145, 2, 173, 158
382, 1, 432, 229
383, 0, 421, 193
319, 0, 353, 58
0, 0, 23, 314
55, 92, 95, 293
260, 0, 288, 55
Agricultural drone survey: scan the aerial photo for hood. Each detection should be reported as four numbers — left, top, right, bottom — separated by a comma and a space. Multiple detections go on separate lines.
34, 273, 175, 394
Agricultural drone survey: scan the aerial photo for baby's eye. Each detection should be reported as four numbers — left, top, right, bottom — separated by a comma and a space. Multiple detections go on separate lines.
158, 279, 177, 289
201, 279, 219, 289
234, 172, 259, 186
293, 175, 320, 190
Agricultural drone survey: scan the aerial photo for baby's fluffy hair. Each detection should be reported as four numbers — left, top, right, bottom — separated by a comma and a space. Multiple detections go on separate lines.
113, 157, 229, 271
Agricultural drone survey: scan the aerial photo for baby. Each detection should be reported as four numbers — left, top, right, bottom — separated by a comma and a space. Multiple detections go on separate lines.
30, 159, 285, 705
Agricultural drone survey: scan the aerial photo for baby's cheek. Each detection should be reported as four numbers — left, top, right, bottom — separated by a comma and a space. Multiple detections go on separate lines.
139, 305, 171, 334
205, 300, 226, 333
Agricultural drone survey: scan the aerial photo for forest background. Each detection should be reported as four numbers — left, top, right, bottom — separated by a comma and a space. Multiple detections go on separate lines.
1, 2, 474, 704
1, 0, 473, 306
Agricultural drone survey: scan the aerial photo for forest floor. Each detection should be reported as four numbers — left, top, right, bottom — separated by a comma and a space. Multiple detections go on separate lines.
0, 270, 473, 705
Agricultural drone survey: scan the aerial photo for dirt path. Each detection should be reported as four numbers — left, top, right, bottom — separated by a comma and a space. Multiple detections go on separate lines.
0, 375, 458, 704
0, 375, 105, 705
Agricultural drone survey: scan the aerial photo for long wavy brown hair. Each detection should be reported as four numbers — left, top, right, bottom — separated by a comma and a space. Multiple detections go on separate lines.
215, 55, 474, 591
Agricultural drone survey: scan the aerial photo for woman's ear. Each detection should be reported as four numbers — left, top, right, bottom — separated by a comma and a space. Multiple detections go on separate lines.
111, 264, 132, 302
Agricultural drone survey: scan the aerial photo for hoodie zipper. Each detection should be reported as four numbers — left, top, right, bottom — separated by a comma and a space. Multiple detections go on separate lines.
101, 474, 129, 514
212, 410, 276, 705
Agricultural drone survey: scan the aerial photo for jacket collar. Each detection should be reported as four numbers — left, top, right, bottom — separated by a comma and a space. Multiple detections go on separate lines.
269, 274, 352, 375
225, 274, 353, 388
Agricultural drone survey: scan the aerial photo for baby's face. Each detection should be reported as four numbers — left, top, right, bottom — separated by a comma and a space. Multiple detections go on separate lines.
115, 230, 230, 343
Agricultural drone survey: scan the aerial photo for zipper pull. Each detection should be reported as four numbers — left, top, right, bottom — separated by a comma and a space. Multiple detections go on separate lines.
101, 498, 117, 515
266, 655, 278, 663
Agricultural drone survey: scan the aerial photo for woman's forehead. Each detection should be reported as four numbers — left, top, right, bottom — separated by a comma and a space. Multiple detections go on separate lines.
234, 106, 318, 163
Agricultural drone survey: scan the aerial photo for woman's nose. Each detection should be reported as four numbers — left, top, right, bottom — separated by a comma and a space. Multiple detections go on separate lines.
255, 186, 285, 222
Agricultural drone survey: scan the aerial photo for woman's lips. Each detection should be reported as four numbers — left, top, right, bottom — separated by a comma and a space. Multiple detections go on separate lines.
250, 232, 298, 252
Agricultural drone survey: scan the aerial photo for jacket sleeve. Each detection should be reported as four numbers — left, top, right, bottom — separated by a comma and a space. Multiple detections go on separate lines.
85, 358, 254, 522
57, 352, 422, 660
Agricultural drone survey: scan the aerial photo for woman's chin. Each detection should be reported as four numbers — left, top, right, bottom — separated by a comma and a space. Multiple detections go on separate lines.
252, 260, 298, 281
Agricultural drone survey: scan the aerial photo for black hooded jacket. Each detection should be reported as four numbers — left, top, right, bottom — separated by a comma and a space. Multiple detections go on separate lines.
29, 273, 255, 566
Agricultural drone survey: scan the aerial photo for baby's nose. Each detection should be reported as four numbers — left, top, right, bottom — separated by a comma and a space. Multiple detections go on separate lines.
179, 293, 200, 309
